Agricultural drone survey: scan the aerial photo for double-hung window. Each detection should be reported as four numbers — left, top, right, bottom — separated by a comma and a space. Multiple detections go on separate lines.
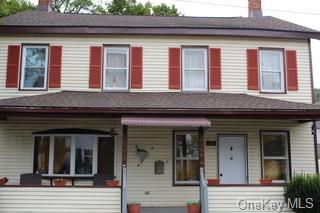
261, 131, 290, 182
259, 50, 285, 93
21, 45, 48, 90
104, 47, 129, 90
182, 48, 208, 91
174, 131, 199, 185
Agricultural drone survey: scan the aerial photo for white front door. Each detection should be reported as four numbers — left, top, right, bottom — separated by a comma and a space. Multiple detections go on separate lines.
218, 135, 247, 184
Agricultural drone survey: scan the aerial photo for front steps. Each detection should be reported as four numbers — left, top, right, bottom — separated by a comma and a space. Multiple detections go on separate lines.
141, 206, 187, 213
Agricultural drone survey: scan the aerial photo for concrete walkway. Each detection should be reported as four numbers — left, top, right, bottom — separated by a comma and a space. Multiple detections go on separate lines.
141, 207, 187, 213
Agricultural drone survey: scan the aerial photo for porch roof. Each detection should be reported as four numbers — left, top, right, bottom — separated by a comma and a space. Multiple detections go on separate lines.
0, 91, 320, 119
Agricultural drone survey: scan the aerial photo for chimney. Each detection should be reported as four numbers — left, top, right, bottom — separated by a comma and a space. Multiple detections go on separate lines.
38, 0, 52, 12
248, 0, 263, 17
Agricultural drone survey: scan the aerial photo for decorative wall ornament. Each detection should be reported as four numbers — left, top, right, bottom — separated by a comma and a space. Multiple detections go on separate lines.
136, 145, 149, 163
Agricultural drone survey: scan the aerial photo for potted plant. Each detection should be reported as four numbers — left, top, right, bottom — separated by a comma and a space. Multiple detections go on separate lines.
105, 176, 119, 187
127, 203, 141, 213
0, 177, 8, 186
53, 178, 67, 187
207, 178, 220, 185
259, 178, 272, 185
187, 201, 200, 213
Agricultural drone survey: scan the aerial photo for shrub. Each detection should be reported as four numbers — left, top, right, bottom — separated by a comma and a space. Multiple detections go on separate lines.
284, 174, 320, 212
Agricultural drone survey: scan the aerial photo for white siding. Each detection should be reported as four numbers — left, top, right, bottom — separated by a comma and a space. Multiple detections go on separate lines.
208, 186, 293, 213
0, 36, 312, 103
0, 187, 121, 213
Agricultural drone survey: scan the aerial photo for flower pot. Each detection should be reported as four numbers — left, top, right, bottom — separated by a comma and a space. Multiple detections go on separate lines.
259, 179, 272, 185
54, 179, 67, 187
207, 178, 220, 185
127, 203, 141, 213
187, 203, 200, 213
0, 177, 8, 186
106, 180, 119, 187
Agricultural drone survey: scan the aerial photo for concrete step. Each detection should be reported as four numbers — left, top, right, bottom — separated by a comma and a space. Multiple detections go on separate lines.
141, 206, 187, 213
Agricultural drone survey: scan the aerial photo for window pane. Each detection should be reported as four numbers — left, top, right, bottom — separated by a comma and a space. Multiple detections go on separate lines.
263, 134, 287, 157
24, 68, 45, 88
106, 49, 127, 68
264, 159, 287, 180
105, 69, 127, 88
260, 51, 281, 71
185, 70, 205, 89
53, 136, 71, 174
75, 136, 94, 175
176, 160, 199, 181
184, 49, 204, 69
34, 136, 50, 174
98, 137, 114, 175
25, 47, 46, 68
175, 133, 199, 158
261, 72, 281, 91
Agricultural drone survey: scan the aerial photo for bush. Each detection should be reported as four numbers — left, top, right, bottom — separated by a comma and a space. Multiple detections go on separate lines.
284, 174, 320, 213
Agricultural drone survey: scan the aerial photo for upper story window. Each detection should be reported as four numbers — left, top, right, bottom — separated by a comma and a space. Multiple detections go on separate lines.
21, 45, 48, 90
259, 50, 285, 93
182, 48, 208, 91
103, 47, 129, 90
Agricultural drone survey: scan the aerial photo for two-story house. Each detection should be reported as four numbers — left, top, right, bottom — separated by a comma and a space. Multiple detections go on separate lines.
0, 0, 320, 212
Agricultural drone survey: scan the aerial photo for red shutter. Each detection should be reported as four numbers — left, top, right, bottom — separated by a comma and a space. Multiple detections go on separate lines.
168, 48, 181, 89
6, 45, 20, 88
130, 47, 143, 89
210, 48, 222, 89
286, 50, 298, 91
49, 46, 62, 88
89, 46, 102, 89
246, 49, 259, 90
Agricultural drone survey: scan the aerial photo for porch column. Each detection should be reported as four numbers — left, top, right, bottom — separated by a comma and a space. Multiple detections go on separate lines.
121, 125, 128, 213
122, 125, 128, 166
199, 127, 205, 170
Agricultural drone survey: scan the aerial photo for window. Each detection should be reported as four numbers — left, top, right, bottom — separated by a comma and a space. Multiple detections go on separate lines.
21, 45, 48, 90
182, 48, 208, 91
174, 131, 199, 185
261, 131, 289, 182
34, 134, 113, 177
104, 47, 129, 90
259, 50, 285, 93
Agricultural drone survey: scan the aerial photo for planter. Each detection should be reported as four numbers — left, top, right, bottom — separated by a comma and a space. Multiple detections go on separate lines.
259, 178, 272, 185
187, 203, 201, 213
106, 180, 119, 187
207, 178, 220, 185
0, 177, 8, 186
54, 179, 67, 187
127, 203, 141, 213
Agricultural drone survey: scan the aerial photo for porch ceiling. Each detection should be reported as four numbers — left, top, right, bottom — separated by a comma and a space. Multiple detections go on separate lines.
121, 117, 211, 127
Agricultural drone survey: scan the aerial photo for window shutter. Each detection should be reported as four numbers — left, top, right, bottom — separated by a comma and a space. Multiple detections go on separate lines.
168, 48, 181, 89
210, 48, 222, 89
49, 46, 62, 88
130, 47, 143, 89
246, 49, 259, 90
89, 46, 102, 89
6, 45, 20, 88
286, 50, 298, 91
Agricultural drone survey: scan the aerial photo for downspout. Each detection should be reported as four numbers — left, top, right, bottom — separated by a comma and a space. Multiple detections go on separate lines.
313, 121, 319, 174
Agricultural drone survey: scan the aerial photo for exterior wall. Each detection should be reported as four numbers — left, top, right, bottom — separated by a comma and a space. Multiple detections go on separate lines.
208, 186, 293, 213
0, 187, 121, 213
0, 117, 316, 207
0, 36, 312, 103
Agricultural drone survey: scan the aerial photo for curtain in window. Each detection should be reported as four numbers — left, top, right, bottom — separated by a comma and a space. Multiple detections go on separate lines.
53, 136, 71, 174
260, 51, 283, 91
184, 49, 205, 89
105, 48, 127, 88
34, 136, 50, 174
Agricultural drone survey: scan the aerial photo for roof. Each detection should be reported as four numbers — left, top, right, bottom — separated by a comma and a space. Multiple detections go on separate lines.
0, 91, 320, 119
1, 11, 319, 39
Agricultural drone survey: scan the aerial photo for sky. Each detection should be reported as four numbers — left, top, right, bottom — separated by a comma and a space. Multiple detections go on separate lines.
31, 0, 320, 88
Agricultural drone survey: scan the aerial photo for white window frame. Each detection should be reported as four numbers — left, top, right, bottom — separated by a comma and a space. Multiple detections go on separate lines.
21, 45, 49, 90
174, 131, 199, 185
33, 134, 113, 177
259, 49, 285, 93
103, 47, 129, 91
182, 48, 208, 91
261, 131, 289, 183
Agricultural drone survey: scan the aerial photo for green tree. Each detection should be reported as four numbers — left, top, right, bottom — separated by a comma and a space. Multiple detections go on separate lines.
314, 88, 320, 104
0, 0, 35, 18
52, 0, 94, 13
152, 3, 178, 16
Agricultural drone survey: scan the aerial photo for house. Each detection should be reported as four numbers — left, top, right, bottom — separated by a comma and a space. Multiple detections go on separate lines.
0, 0, 320, 212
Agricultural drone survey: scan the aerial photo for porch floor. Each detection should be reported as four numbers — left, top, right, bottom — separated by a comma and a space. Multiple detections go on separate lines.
141, 207, 186, 213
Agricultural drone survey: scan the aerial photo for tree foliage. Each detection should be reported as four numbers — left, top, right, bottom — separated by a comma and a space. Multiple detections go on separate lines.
0, 0, 35, 18
52, 0, 94, 13
314, 88, 320, 104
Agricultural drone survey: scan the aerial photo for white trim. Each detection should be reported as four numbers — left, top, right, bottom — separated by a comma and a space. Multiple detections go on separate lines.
182, 48, 208, 91
103, 47, 129, 91
259, 49, 285, 93
21, 45, 48, 90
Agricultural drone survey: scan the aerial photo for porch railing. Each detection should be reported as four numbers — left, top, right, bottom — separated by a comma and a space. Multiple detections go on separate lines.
121, 165, 127, 213
200, 167, 208, 213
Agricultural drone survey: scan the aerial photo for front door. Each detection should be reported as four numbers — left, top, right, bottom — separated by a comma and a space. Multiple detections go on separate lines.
218, 135, 247, 184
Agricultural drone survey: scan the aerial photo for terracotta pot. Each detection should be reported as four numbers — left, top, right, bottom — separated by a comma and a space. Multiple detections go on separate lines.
187, 204, 200, 213
127, 203, 141, 213
259, 179, 272, 185
207, 178, 220, 185
0, 177, 8, 186
54, 180, 67, 187
106, 180, 119, 187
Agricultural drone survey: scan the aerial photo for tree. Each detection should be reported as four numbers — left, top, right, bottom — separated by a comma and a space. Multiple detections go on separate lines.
52, 0, 94, 13
152, 3, 178, 16
0, 0, 35, 18
314, 88, 320, 104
